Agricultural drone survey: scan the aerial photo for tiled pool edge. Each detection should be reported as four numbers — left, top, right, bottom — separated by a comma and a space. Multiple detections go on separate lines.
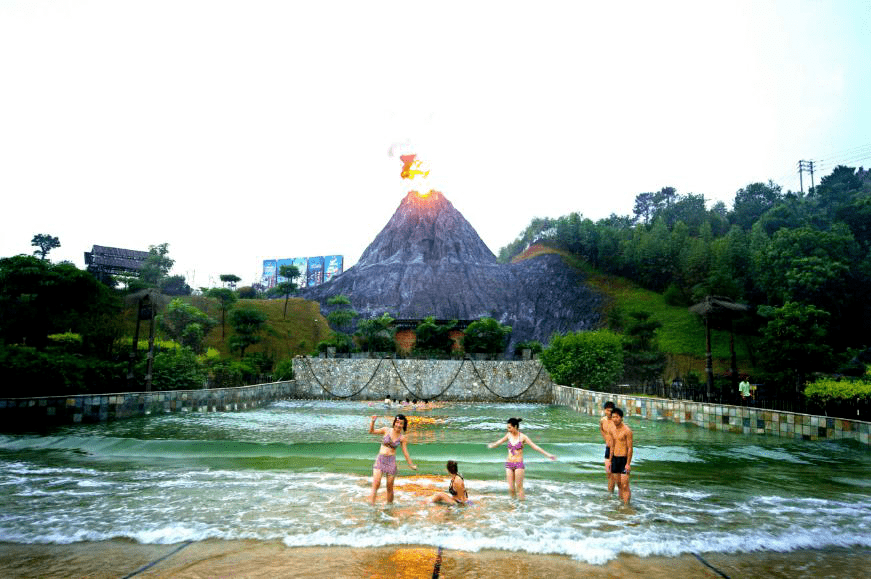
0, 381, 295, 426
553, 384, 871, 446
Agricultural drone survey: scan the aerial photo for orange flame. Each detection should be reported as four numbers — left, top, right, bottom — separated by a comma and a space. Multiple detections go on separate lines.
399, 154, 430, 180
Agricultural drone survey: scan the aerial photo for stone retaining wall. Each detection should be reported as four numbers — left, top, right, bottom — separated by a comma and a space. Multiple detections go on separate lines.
0, 382, 295, 427
553, 384, 871, 445
291, 356, 554, 402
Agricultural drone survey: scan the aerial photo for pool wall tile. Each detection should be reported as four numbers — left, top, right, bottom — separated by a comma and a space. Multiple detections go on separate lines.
551, 384, 870, 446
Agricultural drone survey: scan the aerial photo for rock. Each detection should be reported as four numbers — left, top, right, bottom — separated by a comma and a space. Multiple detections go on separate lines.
300, 190, 602, 349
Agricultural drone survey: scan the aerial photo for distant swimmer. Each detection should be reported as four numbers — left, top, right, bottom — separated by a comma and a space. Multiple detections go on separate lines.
368, 414, 417, 504
384, 396, 392, 408
487, 417, 556, 500
428, 460, 469, 506
600, 401, 616, 493
609, 408, 633, 505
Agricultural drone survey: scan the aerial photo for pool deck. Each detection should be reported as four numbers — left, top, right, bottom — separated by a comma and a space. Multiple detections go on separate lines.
1, 540, 868, 578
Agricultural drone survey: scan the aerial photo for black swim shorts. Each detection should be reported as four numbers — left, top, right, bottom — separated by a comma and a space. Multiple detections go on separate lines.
604, 446, 610, 459
610, 455, 628, 474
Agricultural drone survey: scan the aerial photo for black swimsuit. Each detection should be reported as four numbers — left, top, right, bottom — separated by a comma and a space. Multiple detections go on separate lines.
448, 475, 468, 501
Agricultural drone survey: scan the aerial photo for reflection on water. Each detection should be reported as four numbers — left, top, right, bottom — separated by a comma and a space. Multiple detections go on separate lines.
0, 400, 869, 564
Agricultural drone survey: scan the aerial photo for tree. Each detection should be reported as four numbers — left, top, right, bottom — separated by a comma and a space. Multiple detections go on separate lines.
757, 302, 832, 394
206, 287, 238, 339
137, 243, 175, 288
355, 313, 396, 353
220, 274, 241, 289
326, 294, 358, 333
158, 299, 217, 353
269, 265, 300, 318
31, 234, 60, 260
159, 275, 192, 296
237, 286, 258, 299
0, 255, 121, 351
414, 316, 457, 357
730, 181, 782, 231
462, 317, 512, 354
621, 312, 666, 386
228, 307, 268, 358
632, 192, 657, 225
539, 330, 624, 390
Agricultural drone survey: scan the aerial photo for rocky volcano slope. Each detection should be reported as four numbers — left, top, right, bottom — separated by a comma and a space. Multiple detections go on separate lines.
301, 191, 602, 348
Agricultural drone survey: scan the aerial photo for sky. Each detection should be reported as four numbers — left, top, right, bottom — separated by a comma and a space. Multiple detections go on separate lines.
1, 0, 870, 288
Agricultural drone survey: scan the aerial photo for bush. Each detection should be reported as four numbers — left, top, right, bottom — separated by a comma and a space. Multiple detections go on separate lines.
274, 358, 294, 381
514, 340, 543, 356
0, 344, 125, 396
206, 358, 258, 388
147, 347, 206, 391
804, 378, 871, 404
539, 330, 625, 390
463, 317, 512, 354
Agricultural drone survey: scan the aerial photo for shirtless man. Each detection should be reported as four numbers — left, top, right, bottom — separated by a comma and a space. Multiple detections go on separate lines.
609, 407, 633, 505
600, 401, 616, 493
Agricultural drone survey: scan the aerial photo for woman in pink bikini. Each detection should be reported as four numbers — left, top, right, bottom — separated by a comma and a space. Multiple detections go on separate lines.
487, 417, 556, 500
368, 414, 417, 504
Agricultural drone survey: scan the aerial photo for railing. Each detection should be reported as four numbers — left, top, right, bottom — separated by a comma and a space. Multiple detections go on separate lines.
609, 380, 868, 421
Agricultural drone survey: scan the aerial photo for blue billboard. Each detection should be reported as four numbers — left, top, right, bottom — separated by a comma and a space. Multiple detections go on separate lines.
261, 260, 277, 288
306, 256, 325, 287
324, 255, 343, 282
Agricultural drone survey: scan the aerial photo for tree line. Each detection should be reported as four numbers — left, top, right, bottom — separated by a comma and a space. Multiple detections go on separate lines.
498, 166, 871, 400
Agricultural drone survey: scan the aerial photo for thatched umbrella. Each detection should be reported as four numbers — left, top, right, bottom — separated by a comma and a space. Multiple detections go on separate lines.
689, 296, 750, 399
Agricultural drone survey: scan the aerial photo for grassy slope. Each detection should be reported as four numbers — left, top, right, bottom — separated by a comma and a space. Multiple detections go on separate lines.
512, 244, 756, 379
185, 296, 333, 361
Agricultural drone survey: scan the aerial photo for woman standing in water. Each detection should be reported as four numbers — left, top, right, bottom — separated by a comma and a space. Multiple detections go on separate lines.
487, 417, 556, 500
369, 414, 417, 504
428, 460, 469, 505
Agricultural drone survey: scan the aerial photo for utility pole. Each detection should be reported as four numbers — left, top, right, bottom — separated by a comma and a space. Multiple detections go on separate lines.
798, 160, 815, 194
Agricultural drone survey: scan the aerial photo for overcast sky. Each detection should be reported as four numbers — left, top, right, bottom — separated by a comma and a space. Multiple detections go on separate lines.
2, 0, 869, 288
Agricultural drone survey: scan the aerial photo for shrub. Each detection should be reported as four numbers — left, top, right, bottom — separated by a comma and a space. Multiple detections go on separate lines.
463, 318, 512, 354
274, 358, 294, 381
804, 378, 871, 404
514, 340, 543, 356
539, 330, 625, 390
147, 347, 206, 391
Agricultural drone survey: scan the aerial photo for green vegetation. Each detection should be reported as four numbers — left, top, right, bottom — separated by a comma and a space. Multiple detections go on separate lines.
505, 165, 871, 396
539, 330, 625, 390
804, 376, 871, 404
463, 317, 512, 354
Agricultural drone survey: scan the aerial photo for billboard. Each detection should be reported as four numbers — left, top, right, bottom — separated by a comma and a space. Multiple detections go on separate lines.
306, 256, 325, 287
276, 257, 308, 286
262, 255, 339, 289
324, 255, 343, 282
261, 260, 277, 289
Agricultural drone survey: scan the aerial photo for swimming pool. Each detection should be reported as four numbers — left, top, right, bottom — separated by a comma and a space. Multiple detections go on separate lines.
1, 400, 869, 565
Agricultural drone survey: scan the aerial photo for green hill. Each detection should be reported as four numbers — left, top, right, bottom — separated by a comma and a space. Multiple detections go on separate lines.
513, 244, 756, 380
185, 296, 332, 362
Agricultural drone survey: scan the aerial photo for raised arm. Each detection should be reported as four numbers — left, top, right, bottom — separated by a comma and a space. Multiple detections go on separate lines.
369, 415, 385, 435
487, 433, 509, 449
400, 438, 417, 470
523, 434, 556, 460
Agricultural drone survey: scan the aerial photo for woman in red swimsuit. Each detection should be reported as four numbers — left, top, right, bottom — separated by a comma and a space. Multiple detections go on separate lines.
487, 417, 556, 500
368, 414, 417, 504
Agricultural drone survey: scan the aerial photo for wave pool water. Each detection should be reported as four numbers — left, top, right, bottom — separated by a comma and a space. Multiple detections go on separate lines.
1, 400, 869, 565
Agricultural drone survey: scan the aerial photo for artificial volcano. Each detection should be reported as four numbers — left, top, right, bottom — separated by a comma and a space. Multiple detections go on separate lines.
301, 190, 602, 348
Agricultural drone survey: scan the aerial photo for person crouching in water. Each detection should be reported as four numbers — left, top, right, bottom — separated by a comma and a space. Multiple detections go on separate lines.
369, 414, 417, 504
428, 460, 469, 505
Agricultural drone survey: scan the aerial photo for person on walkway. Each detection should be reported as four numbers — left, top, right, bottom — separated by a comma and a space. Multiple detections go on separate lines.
487, 417, 556, 500
428, 460, 469, 505
368, 414, 417, 504
738, 378, 751, 404
609, 408, 633, 505
600, 401, 616, 493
